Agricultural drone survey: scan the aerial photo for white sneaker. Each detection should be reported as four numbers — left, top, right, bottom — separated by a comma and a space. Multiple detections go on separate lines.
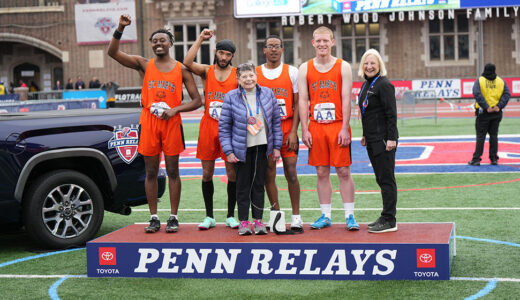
290, 216, 304, 233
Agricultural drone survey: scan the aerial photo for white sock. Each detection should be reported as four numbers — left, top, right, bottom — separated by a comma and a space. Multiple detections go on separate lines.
291, 215, 302, 224
344, 202, 355, 219
151, 214, 158, 220
320, 204, 332, 219
170, 214, 177, 219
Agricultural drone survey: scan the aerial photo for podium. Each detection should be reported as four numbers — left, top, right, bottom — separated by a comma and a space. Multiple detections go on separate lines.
87, 223, 455, 280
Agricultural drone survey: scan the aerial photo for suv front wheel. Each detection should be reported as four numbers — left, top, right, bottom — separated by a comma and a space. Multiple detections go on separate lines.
23, 170, 104, 249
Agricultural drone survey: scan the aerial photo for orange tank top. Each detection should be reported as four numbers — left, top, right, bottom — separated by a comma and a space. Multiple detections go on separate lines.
204, 65, 237, 120
140, 59, 183, 123
256, 64, 294, 120
307, 58, 343, 123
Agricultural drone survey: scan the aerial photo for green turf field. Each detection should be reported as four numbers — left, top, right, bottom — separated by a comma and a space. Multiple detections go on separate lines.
1, 117, 519, 299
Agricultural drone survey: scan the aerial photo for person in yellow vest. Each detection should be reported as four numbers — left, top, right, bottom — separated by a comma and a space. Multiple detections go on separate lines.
468, 63, 510, 166
0, 81, 5, 96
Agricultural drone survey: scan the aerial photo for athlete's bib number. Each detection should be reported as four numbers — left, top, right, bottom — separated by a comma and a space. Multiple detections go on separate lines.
209, 101, 223, 120
314, 102, 335, 123
277, 99, 288, 120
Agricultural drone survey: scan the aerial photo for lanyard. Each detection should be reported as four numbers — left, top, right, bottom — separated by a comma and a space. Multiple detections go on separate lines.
360, 75, 379, 117
241, 88, 260, 117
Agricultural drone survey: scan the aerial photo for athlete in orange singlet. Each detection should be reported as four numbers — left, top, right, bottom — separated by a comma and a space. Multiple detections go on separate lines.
298, 26, 359, 231
256, 35, 302, 233
183, 29, 240, 230
108, 14, 202, 233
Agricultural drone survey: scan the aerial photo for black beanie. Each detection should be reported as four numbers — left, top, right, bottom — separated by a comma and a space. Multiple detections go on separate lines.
216, 40, 236, 54
482, 63, 497, 81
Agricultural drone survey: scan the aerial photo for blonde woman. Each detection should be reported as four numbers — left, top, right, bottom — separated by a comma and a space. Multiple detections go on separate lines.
357, 49, 398, 233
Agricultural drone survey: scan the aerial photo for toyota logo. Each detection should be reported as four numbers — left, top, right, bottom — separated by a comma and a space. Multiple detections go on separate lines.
101, 252, 114, 261
419, 253, 433, 263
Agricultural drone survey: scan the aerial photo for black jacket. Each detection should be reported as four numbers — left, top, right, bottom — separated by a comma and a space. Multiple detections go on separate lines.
358, 75, 398, 143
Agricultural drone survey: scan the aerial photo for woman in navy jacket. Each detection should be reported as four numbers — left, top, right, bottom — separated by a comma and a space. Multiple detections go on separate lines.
357, 49, 399, 233
219, 63, 283, 236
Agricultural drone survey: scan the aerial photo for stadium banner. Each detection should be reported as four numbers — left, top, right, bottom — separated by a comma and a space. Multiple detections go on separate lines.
63, 90, 107, 108
87, 223, 455, 280
234, 0, 301, 18
74, 0, 137, 45
461, 77, 520, 98
460, 0, 520, 8
0, 99, 98, 114
114, 87, 141, 107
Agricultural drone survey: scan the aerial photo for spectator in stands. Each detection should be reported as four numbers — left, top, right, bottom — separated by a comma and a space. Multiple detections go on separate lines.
65, 78, 74, 90
75, 76, 86, 89
8, 82, 15, 94
468, 63, 511, 166
54, 80, 63, 90
0, 81, 5, 95
29, 81, 40, 92
89, 76, 101, 88
101, 81, 120, 108
19, 80, 27, 88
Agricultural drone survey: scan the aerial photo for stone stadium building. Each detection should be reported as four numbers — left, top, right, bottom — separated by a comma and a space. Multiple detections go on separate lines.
1, 0, 519, 99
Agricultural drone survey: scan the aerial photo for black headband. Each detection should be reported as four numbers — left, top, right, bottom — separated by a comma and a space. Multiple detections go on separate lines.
216, 40, 236, 54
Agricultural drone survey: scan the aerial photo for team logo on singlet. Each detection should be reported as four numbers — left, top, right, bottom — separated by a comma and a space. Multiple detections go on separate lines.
108, 125, 139, 164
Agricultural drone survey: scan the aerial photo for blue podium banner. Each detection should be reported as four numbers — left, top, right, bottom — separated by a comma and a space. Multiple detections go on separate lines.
87, 223, 455, 281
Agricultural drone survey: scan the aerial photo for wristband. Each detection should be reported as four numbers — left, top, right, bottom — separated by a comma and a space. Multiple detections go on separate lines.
113, 30, 123, 40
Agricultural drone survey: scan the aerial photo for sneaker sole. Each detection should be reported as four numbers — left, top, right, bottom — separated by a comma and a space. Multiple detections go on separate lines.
165, 227, 178, 233
254, 230, 267, 235
226, 224, 240, 229
310, 224, 331, 229
145, 228, 160, 233
198, 225, 215, 230
238, 231, 252, 236
368, 226, 398, 233
290, 227, 304, 233
347, 226, 360, 231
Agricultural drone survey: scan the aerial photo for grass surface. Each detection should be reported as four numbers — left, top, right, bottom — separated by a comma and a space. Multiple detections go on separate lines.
1, 118, 519, 299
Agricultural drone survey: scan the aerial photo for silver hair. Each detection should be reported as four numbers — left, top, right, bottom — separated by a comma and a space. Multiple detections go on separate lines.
236, 63, 256, 78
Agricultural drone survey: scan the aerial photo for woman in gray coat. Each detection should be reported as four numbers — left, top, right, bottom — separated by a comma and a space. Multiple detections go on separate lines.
219, 63, 283, 236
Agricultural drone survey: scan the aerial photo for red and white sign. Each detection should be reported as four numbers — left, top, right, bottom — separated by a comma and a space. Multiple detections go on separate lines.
417, 248, 436, 268
99, 247, 117, 265
74, 1, 137, 45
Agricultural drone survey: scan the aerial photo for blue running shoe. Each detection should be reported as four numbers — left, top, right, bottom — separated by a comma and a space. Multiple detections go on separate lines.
310, 214, 331, 229
346, 214, 360, 231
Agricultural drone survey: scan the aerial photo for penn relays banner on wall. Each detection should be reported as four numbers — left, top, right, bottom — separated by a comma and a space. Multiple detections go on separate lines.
74, 0, 137, 45
235, 0, 520, 17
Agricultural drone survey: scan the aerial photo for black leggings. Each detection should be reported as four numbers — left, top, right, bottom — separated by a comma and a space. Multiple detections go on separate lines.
235, 145, 267, 221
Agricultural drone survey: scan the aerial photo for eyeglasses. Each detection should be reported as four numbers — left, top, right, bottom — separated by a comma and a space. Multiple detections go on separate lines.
265, 45, 282, 49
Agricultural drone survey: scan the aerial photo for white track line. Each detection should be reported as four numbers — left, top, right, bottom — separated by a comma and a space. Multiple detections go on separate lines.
452, 277, 520, 283
131, 207, 520, 212
0, 274, 87, 279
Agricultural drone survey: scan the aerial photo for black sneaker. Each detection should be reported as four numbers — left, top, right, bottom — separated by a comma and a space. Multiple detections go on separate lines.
368, 217, 383, 228
491, 160, 498, 165
468, 160, 480, 166
165, 216, 179, 233
145, 217, 160, 233
368, 220, 397, 233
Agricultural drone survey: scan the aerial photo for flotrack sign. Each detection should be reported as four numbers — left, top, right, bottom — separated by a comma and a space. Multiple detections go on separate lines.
87, 242, 451, 280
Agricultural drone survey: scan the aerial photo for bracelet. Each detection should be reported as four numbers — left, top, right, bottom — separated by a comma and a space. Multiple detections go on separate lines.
113, 30, 123, 40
